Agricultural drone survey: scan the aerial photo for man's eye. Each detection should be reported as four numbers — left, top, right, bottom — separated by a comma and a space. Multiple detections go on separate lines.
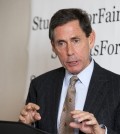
57, 41, 65, 46
74, 39, 80, 43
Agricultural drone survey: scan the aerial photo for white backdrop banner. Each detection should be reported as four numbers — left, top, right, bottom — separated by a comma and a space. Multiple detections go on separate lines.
27, 0, 120, 88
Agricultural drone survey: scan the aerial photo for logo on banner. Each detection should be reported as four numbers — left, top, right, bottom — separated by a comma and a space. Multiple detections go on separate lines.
89, 6, 120, 24
91, 40, 120, 56
32, 17, 49, 30
32, 6, 120, 58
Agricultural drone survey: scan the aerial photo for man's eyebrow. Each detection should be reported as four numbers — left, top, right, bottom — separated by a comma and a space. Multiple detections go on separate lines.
56, 39, 66, 42
71, 36, 80, 40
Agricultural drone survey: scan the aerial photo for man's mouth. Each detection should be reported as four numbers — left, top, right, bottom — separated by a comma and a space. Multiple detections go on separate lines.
67, 61, 79, 66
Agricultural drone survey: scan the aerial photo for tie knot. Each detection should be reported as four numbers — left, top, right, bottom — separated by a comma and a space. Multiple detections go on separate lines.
70, 75, 79, 86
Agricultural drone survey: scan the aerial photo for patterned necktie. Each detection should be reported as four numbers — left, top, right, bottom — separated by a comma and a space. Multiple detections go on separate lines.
59, 75, 79, 134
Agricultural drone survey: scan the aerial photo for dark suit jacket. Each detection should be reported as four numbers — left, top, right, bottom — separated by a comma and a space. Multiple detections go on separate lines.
26, 62, 120, 134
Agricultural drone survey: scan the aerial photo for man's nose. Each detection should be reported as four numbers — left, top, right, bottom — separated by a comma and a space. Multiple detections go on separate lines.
67, 43, 74, 56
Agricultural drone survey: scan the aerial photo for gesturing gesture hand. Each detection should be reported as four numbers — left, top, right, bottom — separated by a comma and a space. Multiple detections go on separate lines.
70, 110, 105, 134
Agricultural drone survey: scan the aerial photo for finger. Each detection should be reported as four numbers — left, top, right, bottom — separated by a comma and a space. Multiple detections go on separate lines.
29, 103, 40, 110
20, 109, 28, 116
26, 103, 40, 111
71, 110, 82, 115
69, 122, 81, 128
85, 117, 97, 125
19, 110, 34, 124
71, 111, 91, 120
74, 118, 82, 123
19, 115, 26, 123
34, 112, 41, 120
77, 113, 94, 123
85, 120, 96, 125
71, 110, 83, 120
71, 111, 94, 124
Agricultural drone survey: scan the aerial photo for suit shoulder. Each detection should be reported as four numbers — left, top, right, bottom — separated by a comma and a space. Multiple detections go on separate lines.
95, 62, 120, 79
101, 66, 119, 78
32, 67, 65, 83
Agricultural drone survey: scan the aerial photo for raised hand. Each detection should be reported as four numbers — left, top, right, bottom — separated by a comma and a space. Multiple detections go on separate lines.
19, 103, 41, 125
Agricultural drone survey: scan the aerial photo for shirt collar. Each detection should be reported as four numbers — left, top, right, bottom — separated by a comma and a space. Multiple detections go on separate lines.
64, 59, 94, 88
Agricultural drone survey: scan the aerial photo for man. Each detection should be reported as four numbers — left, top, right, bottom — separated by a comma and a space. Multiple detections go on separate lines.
19, 8, 120, 134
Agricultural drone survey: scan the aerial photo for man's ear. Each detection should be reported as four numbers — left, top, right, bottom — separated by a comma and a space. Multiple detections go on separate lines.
88, 30, 95, 49
51, 41, 57, 55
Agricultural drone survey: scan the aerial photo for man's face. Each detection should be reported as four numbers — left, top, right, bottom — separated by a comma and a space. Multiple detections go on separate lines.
52, 20, 95, 74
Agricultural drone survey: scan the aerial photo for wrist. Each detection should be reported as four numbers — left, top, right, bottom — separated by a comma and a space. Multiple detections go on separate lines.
89, 125, 105, 134
99, 124, 106, 134
100, 128, 105, 134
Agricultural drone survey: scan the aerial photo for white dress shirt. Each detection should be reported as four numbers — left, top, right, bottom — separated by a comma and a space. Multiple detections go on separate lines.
57, 59, 107, 134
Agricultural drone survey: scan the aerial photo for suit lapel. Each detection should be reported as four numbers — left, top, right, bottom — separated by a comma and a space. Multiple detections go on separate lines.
51, 67, 65, 133
53, 67, 65, 113
83, 62, 109, 116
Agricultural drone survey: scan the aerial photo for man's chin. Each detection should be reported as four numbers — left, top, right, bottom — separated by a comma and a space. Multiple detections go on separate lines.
67, 69, 81, 75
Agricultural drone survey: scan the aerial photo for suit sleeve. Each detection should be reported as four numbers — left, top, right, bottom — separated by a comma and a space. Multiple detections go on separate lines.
107, 84, 120, 134
110, 103, 120, 134
26, 80, 37, 104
